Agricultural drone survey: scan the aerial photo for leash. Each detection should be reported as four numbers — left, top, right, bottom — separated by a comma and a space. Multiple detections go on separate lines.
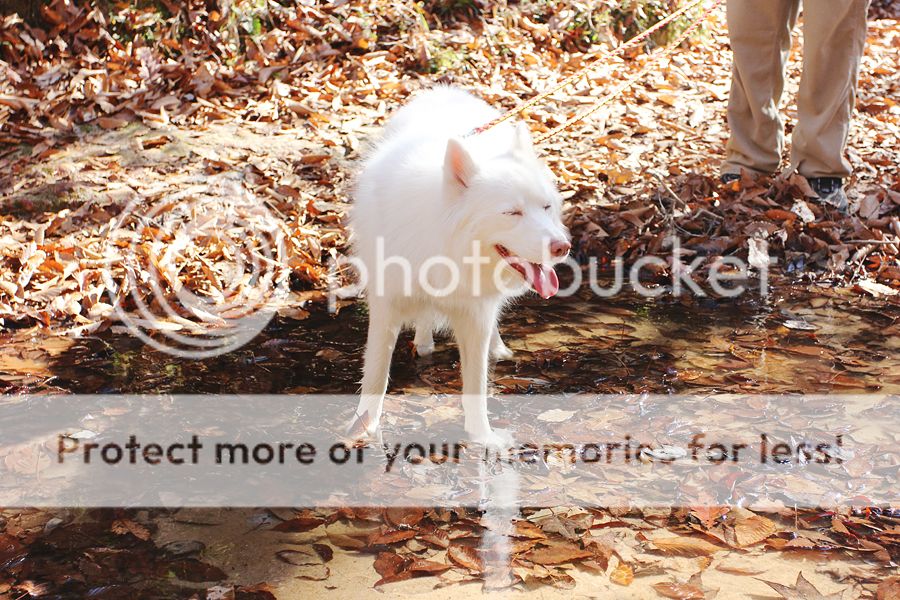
464, 0, 724, 142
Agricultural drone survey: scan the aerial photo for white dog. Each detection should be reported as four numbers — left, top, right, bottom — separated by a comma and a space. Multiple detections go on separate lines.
350, 86, 571, 446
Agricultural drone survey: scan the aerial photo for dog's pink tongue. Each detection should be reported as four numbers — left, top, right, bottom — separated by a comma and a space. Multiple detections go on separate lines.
523, 263, 559, 299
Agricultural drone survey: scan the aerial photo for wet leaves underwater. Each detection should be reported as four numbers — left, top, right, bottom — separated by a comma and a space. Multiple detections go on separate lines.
1, 285, 898, 598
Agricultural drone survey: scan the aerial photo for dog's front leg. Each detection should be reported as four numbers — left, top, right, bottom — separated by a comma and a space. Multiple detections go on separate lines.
450, 305, 511, 447
353, 301, 401, 436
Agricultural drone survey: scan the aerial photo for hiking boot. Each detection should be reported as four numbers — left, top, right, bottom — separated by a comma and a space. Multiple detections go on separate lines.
807, 177, 848, 213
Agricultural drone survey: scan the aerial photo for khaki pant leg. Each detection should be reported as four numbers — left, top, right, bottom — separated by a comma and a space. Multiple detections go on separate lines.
722, 0, 800, 176
791, 0, 869, 178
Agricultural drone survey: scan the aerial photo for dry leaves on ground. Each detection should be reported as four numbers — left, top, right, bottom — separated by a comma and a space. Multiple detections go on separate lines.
0, 2, 898, 336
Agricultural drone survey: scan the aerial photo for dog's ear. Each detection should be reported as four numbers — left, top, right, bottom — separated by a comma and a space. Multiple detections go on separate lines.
444, 138, 478, 190
512, 122, 536, 158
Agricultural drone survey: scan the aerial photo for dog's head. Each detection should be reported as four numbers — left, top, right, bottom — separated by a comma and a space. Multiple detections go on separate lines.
443, 124, 571, 299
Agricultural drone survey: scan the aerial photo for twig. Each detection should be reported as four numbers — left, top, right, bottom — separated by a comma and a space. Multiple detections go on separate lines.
695, 208, 723, 221
843, 239, 898, 245
655, 176, 687, 211
849, 244, 877, 285
659, 117, 699, 137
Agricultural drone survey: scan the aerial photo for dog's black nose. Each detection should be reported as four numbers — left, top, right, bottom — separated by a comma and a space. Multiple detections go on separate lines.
550, 240, 571, 258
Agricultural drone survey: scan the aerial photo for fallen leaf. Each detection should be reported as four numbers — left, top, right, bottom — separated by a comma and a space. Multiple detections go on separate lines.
367, 528, 418, 546
407, 558, 452, 574
447, 544, 483, 573
653, 581, 706, 599
759, 572, 844, 600
747, 237, 770, 271
732, 513, 779, 547
418, 526, 450, 549
373, 551, 407, 577
170, 559, 227, 582
524, 540, 592, 565
111, 519, 151, 541
312, 543, 334, 563
610, 562, 634, 586
276, 549, 322, 566
536, 409, 576, 423
857, 279, 899, 297
690, 507, 729, 529
877, 577, 900, 600
384, 508, 425, 528
142, 135, 172, 149
783, 319, 818, 331
858, 194, 881, 219
791, 200, 816, 223
651, 536, 724, 557
273, 516, 324, 532
513, 520, 547, 539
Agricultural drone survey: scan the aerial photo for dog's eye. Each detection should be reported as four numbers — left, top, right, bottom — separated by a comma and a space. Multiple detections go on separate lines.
543, 204, 552, 211
504, 209, 523, 216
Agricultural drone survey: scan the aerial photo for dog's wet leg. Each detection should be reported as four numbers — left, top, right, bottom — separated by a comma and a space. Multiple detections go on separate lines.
451, 305, 512, 447
353, 302, 401, 436
413, 314, 436, 357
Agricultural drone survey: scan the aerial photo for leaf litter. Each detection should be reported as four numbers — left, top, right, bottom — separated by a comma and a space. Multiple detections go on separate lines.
0, 1, 898, 338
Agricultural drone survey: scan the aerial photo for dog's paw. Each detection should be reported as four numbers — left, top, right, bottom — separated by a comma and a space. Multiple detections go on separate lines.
415, 342, 435, 357
490, 343, 514, 361
345, 410, 379, 439
467, 427, 515, 450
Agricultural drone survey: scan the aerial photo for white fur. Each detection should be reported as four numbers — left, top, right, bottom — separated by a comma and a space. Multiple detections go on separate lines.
350, 86, 570, 445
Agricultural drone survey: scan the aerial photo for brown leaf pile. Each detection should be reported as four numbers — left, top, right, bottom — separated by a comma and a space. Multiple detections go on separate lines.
0, 2, 898, 333
0, 508, 276, 599
245, 504, 897, 596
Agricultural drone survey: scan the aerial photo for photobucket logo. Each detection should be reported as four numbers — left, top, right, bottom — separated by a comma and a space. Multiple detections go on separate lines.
327, 236, 771, 308
100, 175, 289, 358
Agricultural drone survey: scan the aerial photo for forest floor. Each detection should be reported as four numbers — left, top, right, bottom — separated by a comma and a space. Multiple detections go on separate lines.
0, 1, 898, 599
0, 1, 898, 333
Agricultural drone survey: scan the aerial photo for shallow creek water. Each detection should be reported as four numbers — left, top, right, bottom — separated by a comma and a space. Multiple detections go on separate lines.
10, 283, 896, 398
0, 285, 897, 599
